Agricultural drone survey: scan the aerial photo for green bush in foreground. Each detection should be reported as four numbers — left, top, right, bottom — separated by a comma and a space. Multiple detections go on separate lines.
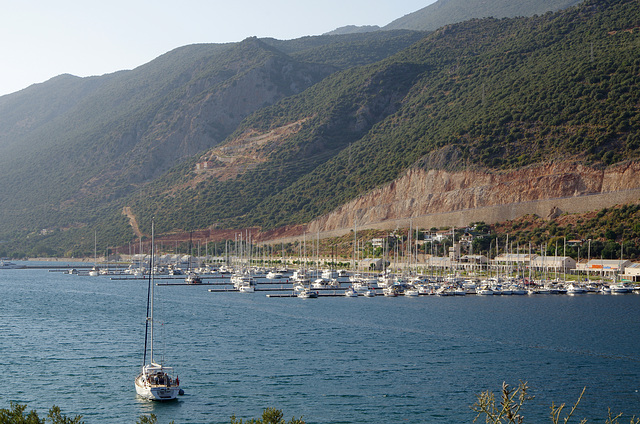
4, 387, 637, 424
135, 407, 303, 424
0, 403, 83, 424
472, 382, 639, 424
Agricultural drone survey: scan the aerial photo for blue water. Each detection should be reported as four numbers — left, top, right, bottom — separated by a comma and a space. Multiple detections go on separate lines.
1, 264, 639, 423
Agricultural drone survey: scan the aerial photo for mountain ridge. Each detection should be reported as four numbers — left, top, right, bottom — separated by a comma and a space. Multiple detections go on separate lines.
384, 0, 585, 31
1, 0, 638, 258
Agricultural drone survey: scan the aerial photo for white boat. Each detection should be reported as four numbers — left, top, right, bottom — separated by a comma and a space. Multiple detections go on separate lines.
185, 272, 202, 284
383, 286, 398, 297
510, 285, 527, 295
232, 274, 255, 292
266, 271, 283, 279
404, 288, 419, 297
476, 286, 494, 295
168, 266, 183, 275
344, 286, 359, 297
363, 287, 376, 297
609, 282, 631, 293
89, 231, 99, 276
238, 283, 255, 293
297, 288, 318, 298
566, 283, 587, 294
135, 221, 181, 401
312, 278, 331, 289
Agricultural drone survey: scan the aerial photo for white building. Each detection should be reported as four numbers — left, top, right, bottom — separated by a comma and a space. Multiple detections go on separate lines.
493, 253, 537, 266
621, 262, 640, 282
529, 256, 577, 272
575, 259, 631, 277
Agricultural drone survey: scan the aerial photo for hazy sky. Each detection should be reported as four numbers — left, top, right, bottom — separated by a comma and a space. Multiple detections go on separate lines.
0, 0, 437, 97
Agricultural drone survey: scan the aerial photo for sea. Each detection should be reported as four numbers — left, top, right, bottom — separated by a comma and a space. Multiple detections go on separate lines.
1, 262, 639, 424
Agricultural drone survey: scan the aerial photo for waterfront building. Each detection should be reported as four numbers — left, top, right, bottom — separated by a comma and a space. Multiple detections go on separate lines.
621, 262, 640, 282
575, 259, 631, 277
529, 256, 577, 272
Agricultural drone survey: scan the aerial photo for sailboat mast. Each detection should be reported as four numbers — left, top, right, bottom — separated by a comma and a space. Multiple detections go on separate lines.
150, 219, 155, 364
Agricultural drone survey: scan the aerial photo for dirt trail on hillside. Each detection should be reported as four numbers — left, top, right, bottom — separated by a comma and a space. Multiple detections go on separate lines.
122, 207, 143, 239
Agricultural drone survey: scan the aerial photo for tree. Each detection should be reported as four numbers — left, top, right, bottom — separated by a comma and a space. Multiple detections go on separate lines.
230, 408, 304, 424
0, 403, 83, 424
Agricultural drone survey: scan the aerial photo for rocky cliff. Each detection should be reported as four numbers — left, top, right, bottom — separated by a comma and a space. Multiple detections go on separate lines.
304, 160, 640, 235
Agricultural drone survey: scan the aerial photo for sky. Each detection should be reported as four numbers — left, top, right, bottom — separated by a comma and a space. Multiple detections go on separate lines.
0, 0, 437, 97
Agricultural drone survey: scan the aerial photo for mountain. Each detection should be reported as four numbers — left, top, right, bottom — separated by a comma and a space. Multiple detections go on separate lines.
384, 0, 585, 31
323, 25, 381, 36
0, 31, 424, 256
129, 0, 640, 237
1, 0, 639, 258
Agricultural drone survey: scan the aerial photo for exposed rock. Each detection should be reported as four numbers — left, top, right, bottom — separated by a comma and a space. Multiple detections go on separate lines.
305, 160, 640, 234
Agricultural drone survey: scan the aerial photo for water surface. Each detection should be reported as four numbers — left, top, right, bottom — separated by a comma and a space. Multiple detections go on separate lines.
1, 265, 638, 423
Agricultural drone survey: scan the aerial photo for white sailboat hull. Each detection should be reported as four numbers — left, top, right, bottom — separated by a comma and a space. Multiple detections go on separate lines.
135, 378, 180, 400
135, 366, 180, 401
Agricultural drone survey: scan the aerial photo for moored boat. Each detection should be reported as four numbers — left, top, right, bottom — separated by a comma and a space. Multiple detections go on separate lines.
297, 288, 318, 298
135, 220, 181, 401
344, 286, 359, 297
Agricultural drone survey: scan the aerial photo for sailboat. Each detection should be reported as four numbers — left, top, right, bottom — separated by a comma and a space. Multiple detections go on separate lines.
135, 220, 182, 401
88, 231, 100, 276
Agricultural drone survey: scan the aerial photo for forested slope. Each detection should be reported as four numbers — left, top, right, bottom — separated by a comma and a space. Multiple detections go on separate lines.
128, 0, 640, 238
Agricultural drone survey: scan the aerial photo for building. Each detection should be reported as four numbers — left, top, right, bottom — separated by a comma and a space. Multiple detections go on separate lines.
493, 253, 537, 266
575, 259, 631, 277
195, 160, 216, 171
621, 263, 640, 282
529, 256, 577, 272
459, 254, 488, 265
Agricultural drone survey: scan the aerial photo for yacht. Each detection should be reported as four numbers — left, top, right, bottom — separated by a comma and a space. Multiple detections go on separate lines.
476, 286, 494, 295
383, 286, 398, 297
232, 274, 255, 292
609, 282, 632, 293
344, 286, 359, 297
312, 278, 331, 289
238, 282, 256, 293
363, 287, 376, 297
266, 271, 283, 279
566, 283, 587, 294
404, 288, 419, 297
297, 288, 318, 299
185, 272, 202, 284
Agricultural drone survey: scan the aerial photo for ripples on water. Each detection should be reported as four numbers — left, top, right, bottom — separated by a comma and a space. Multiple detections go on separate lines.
1, 266, 639, 423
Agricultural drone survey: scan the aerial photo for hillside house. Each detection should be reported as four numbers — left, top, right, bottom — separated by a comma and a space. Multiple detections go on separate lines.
195, 160, 215, 171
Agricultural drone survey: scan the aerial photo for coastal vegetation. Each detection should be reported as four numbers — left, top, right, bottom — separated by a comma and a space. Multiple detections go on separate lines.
0, 402, 83, 424
472, 382, 639, 424
4, 391, 637, 424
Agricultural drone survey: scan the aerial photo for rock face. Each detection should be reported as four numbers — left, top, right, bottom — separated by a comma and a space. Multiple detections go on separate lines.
306, 160, 640, 234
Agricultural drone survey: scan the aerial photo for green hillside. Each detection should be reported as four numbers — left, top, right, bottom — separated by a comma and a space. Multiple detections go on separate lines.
129, 0, 640, 236
1, 0, 639, 258
384, 0, 584, 32
0, 31, 427, 256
